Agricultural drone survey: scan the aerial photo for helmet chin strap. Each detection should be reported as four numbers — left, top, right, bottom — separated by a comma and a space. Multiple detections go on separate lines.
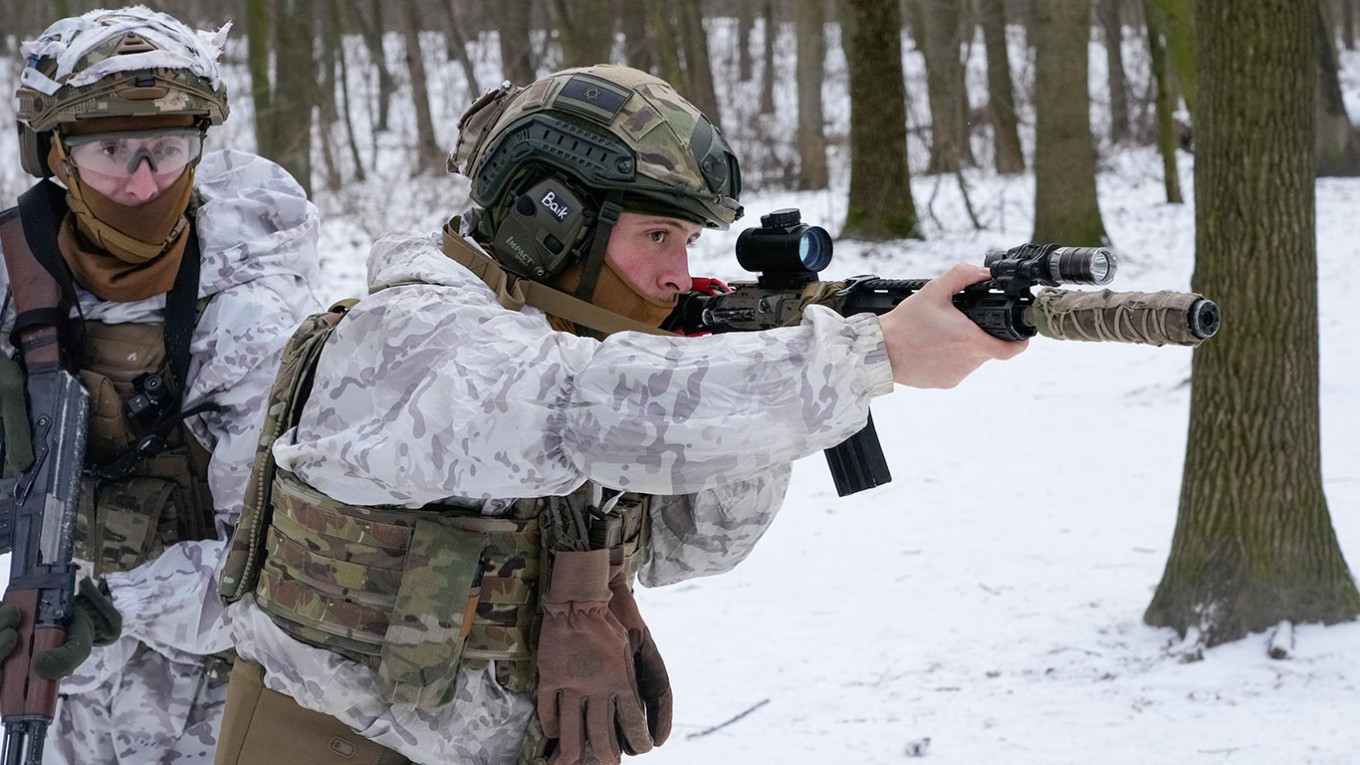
573, 195, 623, 304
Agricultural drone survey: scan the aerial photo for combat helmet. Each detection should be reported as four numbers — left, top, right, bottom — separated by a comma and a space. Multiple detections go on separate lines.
15, 6, 230, 178
450, 65, 742, 301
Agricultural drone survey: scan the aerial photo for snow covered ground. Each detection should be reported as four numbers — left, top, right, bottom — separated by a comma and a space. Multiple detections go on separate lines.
2, 16, 1358, 765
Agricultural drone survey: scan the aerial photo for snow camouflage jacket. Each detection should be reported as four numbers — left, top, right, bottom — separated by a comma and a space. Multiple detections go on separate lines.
0, 149, 323, 694
228, 227, 896, 765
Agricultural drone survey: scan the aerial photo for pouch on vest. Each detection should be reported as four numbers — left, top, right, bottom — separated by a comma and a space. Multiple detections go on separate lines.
74, 321, 216, 574
76, 476, 177, 575
377, 516, 485, 710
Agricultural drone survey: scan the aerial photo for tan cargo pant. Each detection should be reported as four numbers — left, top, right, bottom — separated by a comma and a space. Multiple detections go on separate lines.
213, 658, 411, 765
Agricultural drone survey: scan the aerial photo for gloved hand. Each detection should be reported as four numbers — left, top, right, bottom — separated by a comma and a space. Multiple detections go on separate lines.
606, 554, 673, 747
0, 350, 33, 478
537, 549, 652, 765
0, 578, 123, 681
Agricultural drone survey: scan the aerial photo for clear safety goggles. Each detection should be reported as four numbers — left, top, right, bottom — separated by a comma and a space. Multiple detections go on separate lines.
60, 128, 204, 178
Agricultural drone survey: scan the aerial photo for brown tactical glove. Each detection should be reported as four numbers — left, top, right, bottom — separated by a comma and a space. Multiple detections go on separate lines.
606, 553, 672, 748
537, 549, 652, 765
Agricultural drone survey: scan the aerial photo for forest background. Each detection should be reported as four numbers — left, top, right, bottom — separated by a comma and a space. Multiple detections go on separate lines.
2, 1, 1359, 762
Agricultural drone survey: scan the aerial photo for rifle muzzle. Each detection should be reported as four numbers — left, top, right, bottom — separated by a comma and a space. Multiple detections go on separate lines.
1030, 288, 1221, 346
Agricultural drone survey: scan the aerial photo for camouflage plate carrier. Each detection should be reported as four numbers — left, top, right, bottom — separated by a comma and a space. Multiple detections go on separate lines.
76, 314, 217, 575
219, 298, 648, 713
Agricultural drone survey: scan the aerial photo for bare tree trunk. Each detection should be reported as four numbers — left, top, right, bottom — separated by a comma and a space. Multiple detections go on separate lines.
273, 0, 316, 197
246, 0, 276, 159
1147, 0, 1360, 646
795, 0, 829, 190
1145, 0, 1195, 119
1342, 0, 1356, 49
1099, 0, 1132, 144
737, 0, 756, 81
650, 0, 685, 90
440, 0, 483, 96
675, 0, 722, 127
495, 0, 537, 84
761, 0, 777, 114
979, 0, 1024, 173
334, 0, 367, 182
840, 0, 921, 240
399, 0, 446, 173
551, 0, 615, 68
1316, 0, 1360, 176
913, 0, 972, 174
618, 0, 655, 72
318, 0, 343, 191
350, 0, 395, 132
1144, 0, 1182, 203
1032, 0, 1107, 245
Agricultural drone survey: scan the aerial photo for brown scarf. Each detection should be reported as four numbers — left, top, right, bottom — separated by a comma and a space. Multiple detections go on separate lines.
50, 143, 195, 303
549, 260, 677, 335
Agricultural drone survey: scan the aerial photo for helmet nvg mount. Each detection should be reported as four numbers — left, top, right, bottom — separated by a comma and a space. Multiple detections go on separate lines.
15, 7, 231, 178
450, 65, 743, 287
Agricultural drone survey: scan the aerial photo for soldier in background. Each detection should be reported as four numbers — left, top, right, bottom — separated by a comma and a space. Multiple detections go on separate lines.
214, 65, 1023, 765
0, 7, 323, 763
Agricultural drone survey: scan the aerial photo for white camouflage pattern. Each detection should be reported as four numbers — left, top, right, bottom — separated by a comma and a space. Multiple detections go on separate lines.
0, 149, 322, 764
19, 6, 228, 96
231, 229, 894, 764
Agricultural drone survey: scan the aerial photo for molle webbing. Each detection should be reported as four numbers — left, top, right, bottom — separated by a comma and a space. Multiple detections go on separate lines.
76, 319, 215, 574
254, 470, 544, 702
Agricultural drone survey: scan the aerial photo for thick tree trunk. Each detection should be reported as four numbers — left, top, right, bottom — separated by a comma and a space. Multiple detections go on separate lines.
1342, 0, 1356, 49
273, 0, 316, 197
1145, 0, 1360, 647
618, 0, 655, 73
399, 0, 446, 173
1145, 0, 1195, 119
840, 0, 921, 240
649, 0, 685, 93
495, 0, 537, 85
1315, 0, 1360, 176
979, 0, 1025, 174
551, 0, 615, 68
913, 0, 972, 174
795, 0, 829, 190
1032, 0, 1107, 245
246, 0, 276, 159
318, 0, 343, 191
1099, 0, 1132, 144
676, 0, 723, 128
1144, 0, 1182, 203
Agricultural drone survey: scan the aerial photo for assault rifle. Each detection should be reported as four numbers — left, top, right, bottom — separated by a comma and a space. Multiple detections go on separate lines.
0, 365, 87, 765
0, 204, 91, 765
666, 209, 1221, 497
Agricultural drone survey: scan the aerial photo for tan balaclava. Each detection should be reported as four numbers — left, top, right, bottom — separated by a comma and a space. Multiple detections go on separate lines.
49, 115, 198, 303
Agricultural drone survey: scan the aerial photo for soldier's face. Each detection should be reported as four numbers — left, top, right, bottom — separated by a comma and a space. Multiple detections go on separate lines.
605, 212, 701, 305
76, 159, 186, 206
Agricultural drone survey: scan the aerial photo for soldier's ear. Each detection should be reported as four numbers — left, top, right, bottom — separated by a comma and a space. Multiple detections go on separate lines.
19, 124, 54, 179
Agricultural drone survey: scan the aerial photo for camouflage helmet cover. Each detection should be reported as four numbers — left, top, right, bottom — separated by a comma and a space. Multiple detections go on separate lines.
450, 64, 742, 230
15, 6, 230, 134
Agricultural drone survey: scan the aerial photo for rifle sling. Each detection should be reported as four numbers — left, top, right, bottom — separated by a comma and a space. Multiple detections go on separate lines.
439, 220, 673, 338
2, 181, 201, 395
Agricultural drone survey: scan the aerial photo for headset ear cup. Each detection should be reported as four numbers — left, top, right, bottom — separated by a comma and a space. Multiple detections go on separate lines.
18, 124, 53, 179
